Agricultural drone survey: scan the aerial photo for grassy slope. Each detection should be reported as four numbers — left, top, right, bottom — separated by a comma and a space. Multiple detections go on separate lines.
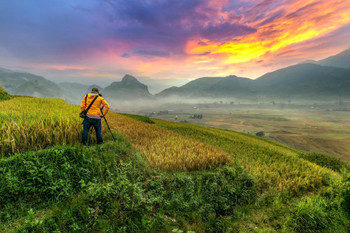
153, 119, 339, 194
1, 97, 350, 232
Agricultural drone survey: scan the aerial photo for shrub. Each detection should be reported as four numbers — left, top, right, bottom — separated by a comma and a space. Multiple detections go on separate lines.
0, 135, 132, 225
284, 196, 349, 233
0, 86, 12, 101
15, 157, 257, 232
163, 166, 257, 220
342, 174, 350, 215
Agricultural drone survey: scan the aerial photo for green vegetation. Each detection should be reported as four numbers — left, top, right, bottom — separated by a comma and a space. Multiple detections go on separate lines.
154, 119, 339, 194
120, 112, 155, 124
0, 86, 11, 101
1, 135, 257, 232
1, 96, 350, 232
299, 152, 350, 173
284, 195, 348, 233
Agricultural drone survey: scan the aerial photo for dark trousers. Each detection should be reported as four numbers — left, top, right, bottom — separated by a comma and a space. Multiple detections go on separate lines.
82, 117, 103, 145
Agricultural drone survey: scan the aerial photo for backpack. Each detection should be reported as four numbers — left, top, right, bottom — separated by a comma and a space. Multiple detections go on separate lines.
79, 95, 98, 119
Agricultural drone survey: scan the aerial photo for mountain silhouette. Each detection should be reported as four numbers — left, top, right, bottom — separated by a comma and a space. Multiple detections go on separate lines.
157, 54, 350, 101
0, 68, 62, 98
254, 63, 350, 99
103, 74, 153, 100
157, 75, 254, 99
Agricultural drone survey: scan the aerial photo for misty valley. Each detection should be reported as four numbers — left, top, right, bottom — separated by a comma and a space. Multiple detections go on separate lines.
138, 102, 350, 161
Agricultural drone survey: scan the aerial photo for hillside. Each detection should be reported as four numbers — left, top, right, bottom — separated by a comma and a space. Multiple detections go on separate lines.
318, 49, 350, 70
157, 49, 350, 101
157, 75, 254, 99
254, 63, 350, 99
0, 68, 63, 98
0, 68, 153, 103
1, 96, 350, 232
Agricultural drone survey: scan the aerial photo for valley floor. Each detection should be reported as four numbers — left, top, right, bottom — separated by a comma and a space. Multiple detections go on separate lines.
143, 104, 350, 161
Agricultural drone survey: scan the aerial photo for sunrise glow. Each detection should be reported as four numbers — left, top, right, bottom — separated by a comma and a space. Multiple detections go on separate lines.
0, 0, 349, 81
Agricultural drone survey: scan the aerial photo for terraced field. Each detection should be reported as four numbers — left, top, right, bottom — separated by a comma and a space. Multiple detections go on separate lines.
1, 96, 349, 232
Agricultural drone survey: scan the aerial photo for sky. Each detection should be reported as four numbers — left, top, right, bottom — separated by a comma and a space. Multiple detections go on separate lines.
0, 0, 350, 85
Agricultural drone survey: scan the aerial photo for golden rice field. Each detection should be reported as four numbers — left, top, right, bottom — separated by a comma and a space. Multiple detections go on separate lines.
153, 119, 340, 194
0, 97, 82, 156
0, 96, 340, 185
106, 113, 232, 171
0, 97, 231, 171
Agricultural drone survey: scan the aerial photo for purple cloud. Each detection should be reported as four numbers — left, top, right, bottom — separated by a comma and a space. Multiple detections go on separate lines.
200, 22, 256, 41
257, 10, 285, 26
0, 0, 261, 61
132, 46, 170, 58
121, 53, 131, 58
285, 2, 320, 19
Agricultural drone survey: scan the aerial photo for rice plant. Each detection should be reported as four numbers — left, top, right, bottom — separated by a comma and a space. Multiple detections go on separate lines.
106, 113, 232, 171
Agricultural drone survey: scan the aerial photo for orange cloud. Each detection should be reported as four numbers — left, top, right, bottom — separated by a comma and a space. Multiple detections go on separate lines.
186, 0, 350, 67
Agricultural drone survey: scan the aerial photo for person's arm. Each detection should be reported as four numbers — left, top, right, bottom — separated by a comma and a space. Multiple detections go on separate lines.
80, 95, 87, 111
101, 98, 110, 116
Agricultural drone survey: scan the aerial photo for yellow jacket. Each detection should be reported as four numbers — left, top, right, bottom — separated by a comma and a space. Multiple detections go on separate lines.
80, 93, 110, 117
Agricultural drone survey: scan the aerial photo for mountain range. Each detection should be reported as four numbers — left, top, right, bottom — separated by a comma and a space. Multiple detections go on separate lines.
0, 48, 349, 103
157, 49, 350, 101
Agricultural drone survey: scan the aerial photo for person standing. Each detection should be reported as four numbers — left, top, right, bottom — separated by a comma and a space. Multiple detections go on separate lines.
80, 88, 110, 145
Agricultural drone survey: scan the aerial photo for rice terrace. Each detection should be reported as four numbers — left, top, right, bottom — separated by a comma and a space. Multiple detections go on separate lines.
1, 87, 350, 232
1, 0, 350, 232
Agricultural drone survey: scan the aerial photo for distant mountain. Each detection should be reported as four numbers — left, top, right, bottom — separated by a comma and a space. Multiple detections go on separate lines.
0, 68, 63, 98
2, 48, 349, 103
136, 77, 190, 94
298, 59, 317, 64
317, 49, 350, 70
58, 82, 90, 104
157, 63, 350, 101
157, 75, 254, 98
103, 74, 153, 100
254, 63, 350, 99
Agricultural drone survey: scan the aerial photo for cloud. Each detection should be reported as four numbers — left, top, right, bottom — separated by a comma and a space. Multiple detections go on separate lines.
285, 2, 320, 19
257, 10, 284, 26
121, 53, 130, 58
132, 47, 170, 58
0, 0, 349, 81
200, 22, 256, 41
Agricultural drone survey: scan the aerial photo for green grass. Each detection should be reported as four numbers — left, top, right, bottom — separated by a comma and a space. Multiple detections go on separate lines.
0, 86, 12, 101
1, 133, 258, 233
120, 113, 155, 124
